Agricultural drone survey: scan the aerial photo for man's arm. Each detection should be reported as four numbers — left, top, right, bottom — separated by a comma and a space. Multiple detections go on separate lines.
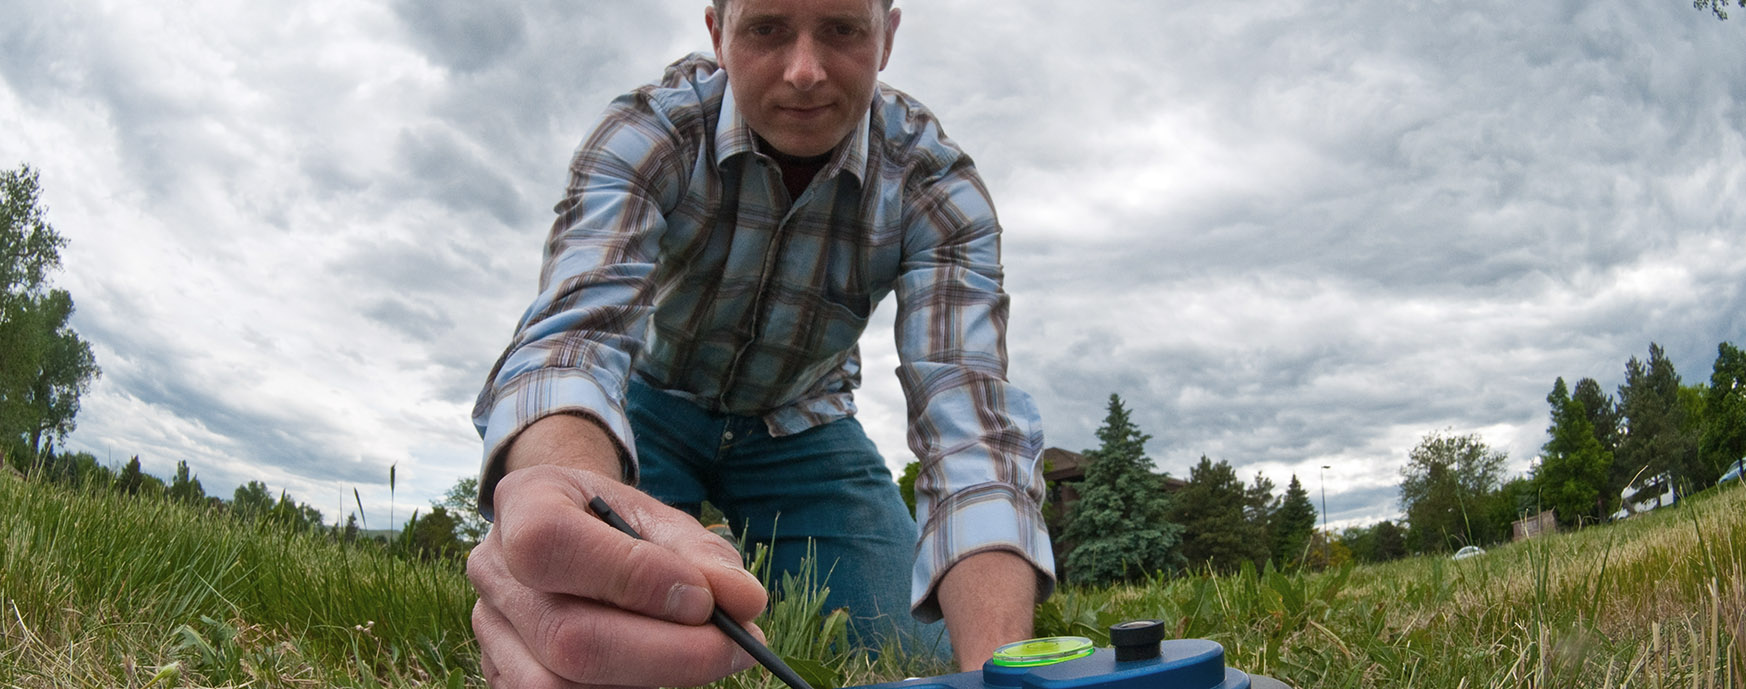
467, 414, 772, 687
887, 107, 1056, 669
936, 550, 1038, 668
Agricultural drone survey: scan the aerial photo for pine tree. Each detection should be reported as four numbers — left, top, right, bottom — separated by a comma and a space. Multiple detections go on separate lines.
1617, 343, 1701, 491
167, 460, 206, 506
1168, 456, 1268, 574
1700, 342, 1746, 481
1536, 379, 1612, 525
1270, 475, 1317, 567
118, 456, 144, 496
1060, 394, 1182, 585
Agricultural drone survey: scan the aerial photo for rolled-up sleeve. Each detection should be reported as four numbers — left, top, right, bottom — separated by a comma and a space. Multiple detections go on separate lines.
471, 97, 682, 520
896, 156, 1056, 622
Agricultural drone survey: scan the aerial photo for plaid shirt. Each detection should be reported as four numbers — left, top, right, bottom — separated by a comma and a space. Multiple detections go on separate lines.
474, 54, 1054, 619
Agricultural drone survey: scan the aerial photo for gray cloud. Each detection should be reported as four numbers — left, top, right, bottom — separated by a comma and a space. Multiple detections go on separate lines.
394, 124, 530, 230
7, 0, 1743, 526
394, 0, 527, 74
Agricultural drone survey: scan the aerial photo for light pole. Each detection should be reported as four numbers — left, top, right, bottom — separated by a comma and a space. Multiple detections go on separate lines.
1320, 465, 1330, 565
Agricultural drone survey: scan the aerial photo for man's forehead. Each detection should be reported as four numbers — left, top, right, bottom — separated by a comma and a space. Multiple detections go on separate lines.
721, 0, 888, 21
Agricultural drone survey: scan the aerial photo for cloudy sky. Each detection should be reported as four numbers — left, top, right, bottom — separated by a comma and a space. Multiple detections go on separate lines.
3, 0, 1741, 530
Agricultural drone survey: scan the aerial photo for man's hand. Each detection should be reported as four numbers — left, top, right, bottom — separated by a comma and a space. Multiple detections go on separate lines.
936, 550, 1039, 670
467, 415, 770, 688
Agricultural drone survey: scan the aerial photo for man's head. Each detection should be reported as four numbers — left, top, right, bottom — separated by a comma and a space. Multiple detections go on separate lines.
706, 0, 901, 158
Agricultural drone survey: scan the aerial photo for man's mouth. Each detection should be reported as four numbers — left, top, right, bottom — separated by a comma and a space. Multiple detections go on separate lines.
778, 104, 832, 118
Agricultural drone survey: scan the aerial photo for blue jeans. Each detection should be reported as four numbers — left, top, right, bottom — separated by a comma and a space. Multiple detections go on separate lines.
626, 378, 947, 654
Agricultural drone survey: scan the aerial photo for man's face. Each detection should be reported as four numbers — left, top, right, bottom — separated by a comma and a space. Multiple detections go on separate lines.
708, 0, 900, 158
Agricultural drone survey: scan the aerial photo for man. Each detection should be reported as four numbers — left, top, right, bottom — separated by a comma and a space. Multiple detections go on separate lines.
468, 0, 1054, 685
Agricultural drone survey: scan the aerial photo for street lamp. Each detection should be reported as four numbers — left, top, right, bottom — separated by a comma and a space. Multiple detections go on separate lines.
1320, 465, 1330, 565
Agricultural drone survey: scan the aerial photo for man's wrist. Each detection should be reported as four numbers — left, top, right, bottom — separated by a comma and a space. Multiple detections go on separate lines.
503, 412, 627, 479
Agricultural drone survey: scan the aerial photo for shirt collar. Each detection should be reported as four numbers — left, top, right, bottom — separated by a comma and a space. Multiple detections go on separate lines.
714, 84, 872, 186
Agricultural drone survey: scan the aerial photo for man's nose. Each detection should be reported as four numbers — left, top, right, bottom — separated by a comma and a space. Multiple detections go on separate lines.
784, 36, 826, 90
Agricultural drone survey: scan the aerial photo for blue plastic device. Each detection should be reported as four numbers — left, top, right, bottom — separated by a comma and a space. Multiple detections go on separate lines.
844, 621, 1289, 689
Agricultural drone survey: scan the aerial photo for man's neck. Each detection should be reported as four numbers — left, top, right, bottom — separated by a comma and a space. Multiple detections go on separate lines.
758, 137, 832, 201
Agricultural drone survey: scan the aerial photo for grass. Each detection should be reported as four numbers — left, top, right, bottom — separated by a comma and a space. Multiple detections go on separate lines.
3, 467, 1742, 688
1035, 482, 1746, 687
0, 472, 476, 688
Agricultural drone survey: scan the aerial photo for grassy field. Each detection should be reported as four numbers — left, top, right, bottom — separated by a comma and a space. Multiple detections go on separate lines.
3, 468, 1742, 688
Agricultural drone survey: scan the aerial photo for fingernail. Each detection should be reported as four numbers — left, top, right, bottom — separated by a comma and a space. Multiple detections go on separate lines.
721, 558, 763, 586
666, 583, 712, 621
729, 645, 755, 673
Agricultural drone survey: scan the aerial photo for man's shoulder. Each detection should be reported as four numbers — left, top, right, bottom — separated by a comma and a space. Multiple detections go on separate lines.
653, 52, 728, 96
869, 83, 970, 180
608, 53, 729, 132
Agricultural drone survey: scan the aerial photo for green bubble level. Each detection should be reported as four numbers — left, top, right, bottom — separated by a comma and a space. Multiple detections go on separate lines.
990, 636, 1096, 667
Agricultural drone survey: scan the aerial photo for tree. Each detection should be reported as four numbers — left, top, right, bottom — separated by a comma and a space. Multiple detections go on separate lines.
3, 165, 99, 461
1399, 430, 1507, 553
1059, 394, 1183, 585
1372, 520, 1406, 561
896, 460, 920, 519
168, 460, 207, 506
1243, 472, 1278, 558
15, 290, 98, 456
1167, 456, 1268, 574
232, 480, 275, 522
1701, 342, 1746, 479
435, 475, 491, 544
407, 506, 465, 560
1617, 343, 1702, 491
1270, 475, 1317, 567
118, 455, 145, 496
1695, 0, 1745, 20
1536, 379, 1612, 526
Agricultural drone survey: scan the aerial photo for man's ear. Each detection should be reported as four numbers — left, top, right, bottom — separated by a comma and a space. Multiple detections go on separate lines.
706, 5, 726, 67
879, 7, 902, 70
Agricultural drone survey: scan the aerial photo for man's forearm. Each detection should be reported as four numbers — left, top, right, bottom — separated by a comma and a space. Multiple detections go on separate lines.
936, 550, 1039, 670
504, 413, 626, 478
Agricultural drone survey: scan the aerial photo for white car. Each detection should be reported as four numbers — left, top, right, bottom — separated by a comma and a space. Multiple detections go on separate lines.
1720, 459, 1746, 485
1452, 545, 1485, 561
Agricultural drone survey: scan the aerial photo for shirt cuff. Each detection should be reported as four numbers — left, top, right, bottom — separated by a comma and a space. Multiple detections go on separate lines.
475, 368, 638, 521
910, 481, 1057, 623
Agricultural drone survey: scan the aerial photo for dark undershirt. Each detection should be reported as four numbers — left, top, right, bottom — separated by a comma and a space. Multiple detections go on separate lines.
759, 137, 832, 202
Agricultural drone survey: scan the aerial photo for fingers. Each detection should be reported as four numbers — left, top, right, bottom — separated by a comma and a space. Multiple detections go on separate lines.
603, 496, 769, 624
470, 466, 772, 687
471, 533, 761, 687
493, 467, 722, 625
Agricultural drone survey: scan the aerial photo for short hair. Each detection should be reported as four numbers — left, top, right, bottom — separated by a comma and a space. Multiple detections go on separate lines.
712, 0, 895, 16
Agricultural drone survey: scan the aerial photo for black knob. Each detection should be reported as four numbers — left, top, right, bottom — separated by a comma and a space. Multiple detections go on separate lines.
1109, 620, 1165, 662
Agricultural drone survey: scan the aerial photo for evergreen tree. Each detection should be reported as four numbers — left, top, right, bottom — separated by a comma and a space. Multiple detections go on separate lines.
1536, 380, 1612, 525
1270, 475, 1317, 567
1617, 343, 1702, 491
1168, 456, 1268, 574
1372, 520, 1406, 561
1060, 394, 1182, 585
1243, 472, 1278, 562
118, 456, 144, 496
1701, 342, 1746, 479
167, 460, 206, 506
